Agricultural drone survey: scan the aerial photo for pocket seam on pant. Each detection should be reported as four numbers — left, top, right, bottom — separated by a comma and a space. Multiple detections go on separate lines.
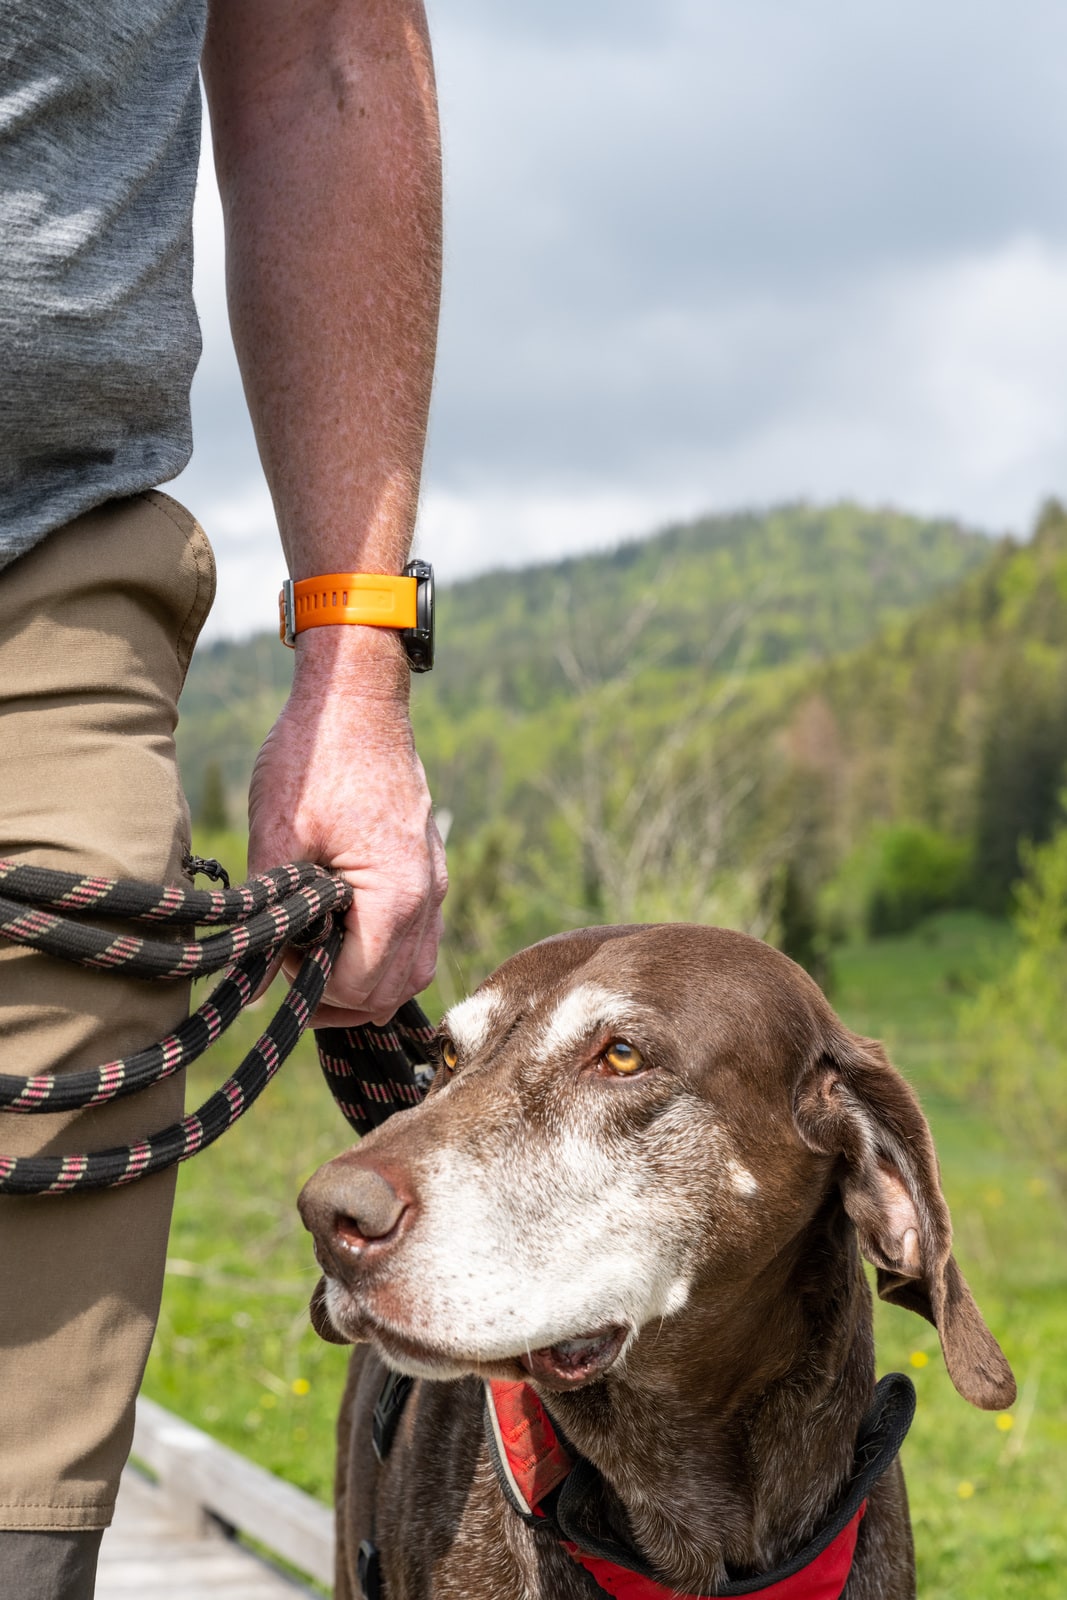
139, 491, 217, 681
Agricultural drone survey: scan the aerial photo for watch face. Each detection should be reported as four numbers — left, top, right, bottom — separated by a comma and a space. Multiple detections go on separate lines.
403, 560, 435, 671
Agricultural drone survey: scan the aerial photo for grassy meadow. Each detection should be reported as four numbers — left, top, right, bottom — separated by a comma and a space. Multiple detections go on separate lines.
143, 899, 1067, 1598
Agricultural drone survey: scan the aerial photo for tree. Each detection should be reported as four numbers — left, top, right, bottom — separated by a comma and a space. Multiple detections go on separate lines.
773, 858, 832, 992
972, 657, 1067, 911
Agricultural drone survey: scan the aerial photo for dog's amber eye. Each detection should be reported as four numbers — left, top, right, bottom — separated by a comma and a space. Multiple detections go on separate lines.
602, 1041, 643, 1075
440, 1038, 458, 1072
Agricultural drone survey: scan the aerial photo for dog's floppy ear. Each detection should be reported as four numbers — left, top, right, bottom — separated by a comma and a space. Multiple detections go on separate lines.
795, 1028, 1015, 1411
309, 1274, 352, 1345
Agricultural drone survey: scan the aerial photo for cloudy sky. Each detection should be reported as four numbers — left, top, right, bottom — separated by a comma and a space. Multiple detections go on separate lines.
173, 0, 1067, 638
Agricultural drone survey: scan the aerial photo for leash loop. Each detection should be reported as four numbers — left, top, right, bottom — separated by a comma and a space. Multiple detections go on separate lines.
0, 863, 349, 978
0, 857, 434, 1195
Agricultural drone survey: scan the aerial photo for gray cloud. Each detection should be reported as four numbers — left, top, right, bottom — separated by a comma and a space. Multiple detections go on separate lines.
173, 0, 1067, 635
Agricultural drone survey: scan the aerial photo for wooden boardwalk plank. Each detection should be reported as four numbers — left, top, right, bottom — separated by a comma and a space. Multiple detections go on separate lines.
96, 1473, 312, 1597
95, 1403, 332, 1598
129, 1400, 333, 1585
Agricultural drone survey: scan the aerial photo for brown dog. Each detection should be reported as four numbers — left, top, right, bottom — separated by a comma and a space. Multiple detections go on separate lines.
299, 925, 1015, 1600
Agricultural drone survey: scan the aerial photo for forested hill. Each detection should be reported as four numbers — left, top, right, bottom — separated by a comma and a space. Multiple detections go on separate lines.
178, 501, 990, 810
782, 498, 1067, 913
420, 502, 989, 716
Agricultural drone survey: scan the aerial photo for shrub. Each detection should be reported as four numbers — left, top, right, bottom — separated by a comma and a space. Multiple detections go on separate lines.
821, 823, 971, 940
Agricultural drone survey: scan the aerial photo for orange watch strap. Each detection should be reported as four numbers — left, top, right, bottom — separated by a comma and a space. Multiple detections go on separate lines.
279, 573, 418, 646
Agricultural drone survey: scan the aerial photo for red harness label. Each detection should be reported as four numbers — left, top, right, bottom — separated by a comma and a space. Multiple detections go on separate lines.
487, 1378, 575, 1510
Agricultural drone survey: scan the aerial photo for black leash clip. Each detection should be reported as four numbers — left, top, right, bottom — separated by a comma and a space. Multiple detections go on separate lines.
183, 852, 231, 890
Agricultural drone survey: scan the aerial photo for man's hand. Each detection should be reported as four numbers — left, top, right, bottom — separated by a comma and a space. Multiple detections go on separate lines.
247, 628, 447, 1027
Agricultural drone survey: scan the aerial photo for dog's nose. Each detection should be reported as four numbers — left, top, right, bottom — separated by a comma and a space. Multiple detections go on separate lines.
299, 1160, 412, 1263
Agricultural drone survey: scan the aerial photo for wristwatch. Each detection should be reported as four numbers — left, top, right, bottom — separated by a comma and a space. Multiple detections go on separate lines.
279, 560, 434, 672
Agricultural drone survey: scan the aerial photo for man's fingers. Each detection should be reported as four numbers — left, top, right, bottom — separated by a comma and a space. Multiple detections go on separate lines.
351, 900, 444, 1026
294, 901, 442, 1028
304, 997, 378, 1029
272, 856, 443, 1027
410, 899, 445, 994
317, 817, 447, 1017
326, 878, 433, 1020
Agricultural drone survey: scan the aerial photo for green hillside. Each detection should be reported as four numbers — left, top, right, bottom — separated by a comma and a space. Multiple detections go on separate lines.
177, 500, 990, 829
177, 631, 294, 828
422, 500, 989, 714
174, 497, 1067, 996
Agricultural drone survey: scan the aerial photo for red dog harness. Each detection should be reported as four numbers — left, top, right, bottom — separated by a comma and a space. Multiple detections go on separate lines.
356, 1370, 915, 1600
483, 1374, 916, 1600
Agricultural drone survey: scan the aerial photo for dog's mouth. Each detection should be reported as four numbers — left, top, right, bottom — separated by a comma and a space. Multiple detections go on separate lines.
518, 1324, 628, 1387
316, 1273, 630, 1389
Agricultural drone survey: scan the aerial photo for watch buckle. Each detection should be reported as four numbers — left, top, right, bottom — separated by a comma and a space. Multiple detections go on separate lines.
279, 579, 297, 648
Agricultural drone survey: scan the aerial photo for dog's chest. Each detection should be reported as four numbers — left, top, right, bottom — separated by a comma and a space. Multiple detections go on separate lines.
377, 1425, 604, 1600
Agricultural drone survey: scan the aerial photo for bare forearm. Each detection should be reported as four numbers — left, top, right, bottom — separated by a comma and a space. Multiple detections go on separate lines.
202, 1, 447, 1022
203, 0, 442, 580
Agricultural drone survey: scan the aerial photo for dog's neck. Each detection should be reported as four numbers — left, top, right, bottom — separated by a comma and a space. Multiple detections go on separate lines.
539, 1200, 874, 1595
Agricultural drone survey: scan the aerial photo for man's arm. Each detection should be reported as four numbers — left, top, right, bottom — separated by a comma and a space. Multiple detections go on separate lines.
203, 0, 446, 1025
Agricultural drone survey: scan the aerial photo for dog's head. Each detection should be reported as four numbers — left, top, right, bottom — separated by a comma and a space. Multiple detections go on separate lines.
299, 925, 1014, 1410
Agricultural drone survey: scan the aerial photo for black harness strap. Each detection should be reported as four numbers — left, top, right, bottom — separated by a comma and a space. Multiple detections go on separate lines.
357, 1371, 417, 1600
373, 1372, 416, 1463
543, 1373, 916, 1596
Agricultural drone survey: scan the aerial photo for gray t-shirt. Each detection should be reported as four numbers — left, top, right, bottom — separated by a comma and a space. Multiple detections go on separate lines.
0, 0, 207, 569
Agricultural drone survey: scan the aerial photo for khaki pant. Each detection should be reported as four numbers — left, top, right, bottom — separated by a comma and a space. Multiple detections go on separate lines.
0, 492, 215, 1530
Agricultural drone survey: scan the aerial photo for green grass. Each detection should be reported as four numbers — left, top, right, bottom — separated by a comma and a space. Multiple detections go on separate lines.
144, 909, 1067, 1595
833, 913, 1067, 1598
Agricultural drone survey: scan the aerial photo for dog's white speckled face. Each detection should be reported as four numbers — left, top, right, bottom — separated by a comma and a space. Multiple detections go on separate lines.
301, 926, 830, 1389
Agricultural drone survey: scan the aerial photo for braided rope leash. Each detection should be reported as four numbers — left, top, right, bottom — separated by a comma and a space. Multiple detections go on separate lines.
0, 857, 434, 1195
